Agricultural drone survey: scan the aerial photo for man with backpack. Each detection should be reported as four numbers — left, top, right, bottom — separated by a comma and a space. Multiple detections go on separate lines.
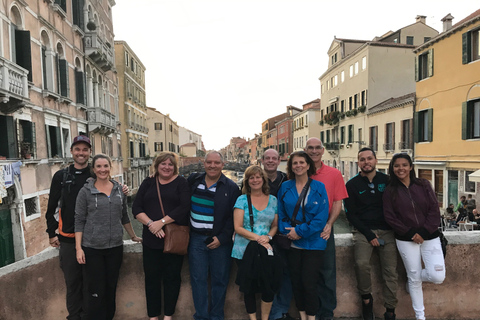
45, 135, 93, 320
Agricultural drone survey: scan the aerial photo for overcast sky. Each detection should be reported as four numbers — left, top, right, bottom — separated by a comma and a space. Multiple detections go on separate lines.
112, 0, 479, 150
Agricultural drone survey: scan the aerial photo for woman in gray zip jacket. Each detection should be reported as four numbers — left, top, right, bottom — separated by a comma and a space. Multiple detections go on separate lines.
75, 154, 141, 320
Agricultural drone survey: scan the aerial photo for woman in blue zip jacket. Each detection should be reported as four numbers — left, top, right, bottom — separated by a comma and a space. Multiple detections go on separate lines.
277, 151, 329, 320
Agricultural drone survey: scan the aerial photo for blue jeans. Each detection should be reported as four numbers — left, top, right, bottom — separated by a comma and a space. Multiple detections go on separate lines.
316, 231, 336, 319
269, 248, 293, 320
189, 232, 232, 320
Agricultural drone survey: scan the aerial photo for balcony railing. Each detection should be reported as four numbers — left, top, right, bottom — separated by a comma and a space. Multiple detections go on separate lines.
84, 31, 114, 72
324, 142, 340, 150
87, 107, 116, 134
398, 141, 413, 150
0, 57, 29, 114
383, 143, 395, 152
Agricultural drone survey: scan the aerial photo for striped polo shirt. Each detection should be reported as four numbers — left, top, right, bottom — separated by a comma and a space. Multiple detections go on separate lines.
190, 180, 216, 233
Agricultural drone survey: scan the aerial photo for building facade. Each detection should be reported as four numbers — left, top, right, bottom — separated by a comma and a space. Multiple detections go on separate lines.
147, 107, 179, 157
293, 99, 321, 152
0, 0, 121, 266
179, 126, 203, 156
413, 11, 480, 208
114, 40, 150, 194
319, 16, 438, 181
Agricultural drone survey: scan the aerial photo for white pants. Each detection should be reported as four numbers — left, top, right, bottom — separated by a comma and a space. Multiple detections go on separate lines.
396, 238, 445, 320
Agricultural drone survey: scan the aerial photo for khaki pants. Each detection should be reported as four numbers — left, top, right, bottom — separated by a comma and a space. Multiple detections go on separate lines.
353, 229, 398, 309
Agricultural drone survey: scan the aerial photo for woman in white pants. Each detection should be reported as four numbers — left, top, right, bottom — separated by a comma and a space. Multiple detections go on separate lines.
383, 153, 445, 320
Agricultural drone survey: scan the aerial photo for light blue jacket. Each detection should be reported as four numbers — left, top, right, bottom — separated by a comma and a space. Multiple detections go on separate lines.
277, 179, 329, 250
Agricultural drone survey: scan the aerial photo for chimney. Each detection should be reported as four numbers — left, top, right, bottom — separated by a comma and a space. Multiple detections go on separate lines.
416, 15, 427, 24
441, 13, 454, 32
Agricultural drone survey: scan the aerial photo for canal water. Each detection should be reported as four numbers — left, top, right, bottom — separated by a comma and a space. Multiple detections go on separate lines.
125, 170, 352, 240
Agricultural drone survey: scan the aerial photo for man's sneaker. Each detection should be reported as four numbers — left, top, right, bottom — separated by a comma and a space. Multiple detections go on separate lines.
276, 313, 295, 320
362, 297, 374, 320
384, 312, 396, 320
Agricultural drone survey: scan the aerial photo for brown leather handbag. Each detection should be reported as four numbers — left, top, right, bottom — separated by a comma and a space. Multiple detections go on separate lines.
156, 178, 190, 255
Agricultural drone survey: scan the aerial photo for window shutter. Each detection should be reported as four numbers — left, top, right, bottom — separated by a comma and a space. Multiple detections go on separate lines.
415, 55, 419, 82
32, 122, 36, 158
413, 112, 419, 143
427, 109, 433, 142
408, 119, 413, 148
0, 116, 17, 158
462, 101, 468, 140
72, 0, 85, 29
75, 70, 86, 104
427, 48, 434, 78
56, 55, 60, 94
55, 127, 62, 157
462, 32, 471, 64
59, 59, 69, 97
392, 122, 395, 149
15, 30, 32, 82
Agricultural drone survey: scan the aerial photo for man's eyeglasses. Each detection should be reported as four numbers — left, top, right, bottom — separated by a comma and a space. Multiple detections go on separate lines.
306, 146, 323, 151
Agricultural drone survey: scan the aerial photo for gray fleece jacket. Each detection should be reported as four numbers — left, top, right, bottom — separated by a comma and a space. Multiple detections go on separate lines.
75, 178, 129, 249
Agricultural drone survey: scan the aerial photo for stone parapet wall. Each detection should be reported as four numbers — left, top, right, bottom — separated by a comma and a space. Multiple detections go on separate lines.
1, 232, 479, 319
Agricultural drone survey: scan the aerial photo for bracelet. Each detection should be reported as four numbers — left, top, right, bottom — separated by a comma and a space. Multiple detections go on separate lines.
146, 220, 153, 227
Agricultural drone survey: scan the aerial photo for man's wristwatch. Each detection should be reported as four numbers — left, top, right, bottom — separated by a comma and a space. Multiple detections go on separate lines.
161, 218, 166, 224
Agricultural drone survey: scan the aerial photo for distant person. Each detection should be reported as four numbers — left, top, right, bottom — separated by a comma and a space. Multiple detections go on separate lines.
304, 138, 348, 320
455, 196, 467, 223
466, 194, 476, 221
187, 151, 241, 320
132, 152, 191, 320
233, 165, 281, 320
261, 149, 293, 320
75, 154, 141, 320
344, 148, 397, 320
278, 151, 329, 320
383, 153, 445, 320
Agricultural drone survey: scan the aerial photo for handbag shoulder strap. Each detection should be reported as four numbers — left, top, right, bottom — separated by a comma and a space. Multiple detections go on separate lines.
155, 177, 166, 217
291, 178, 312, 224
247, 195, 254, 232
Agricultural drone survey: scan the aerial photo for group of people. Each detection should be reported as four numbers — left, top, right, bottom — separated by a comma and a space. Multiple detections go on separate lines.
46, 135, 449, 320
444, 194, 477, 227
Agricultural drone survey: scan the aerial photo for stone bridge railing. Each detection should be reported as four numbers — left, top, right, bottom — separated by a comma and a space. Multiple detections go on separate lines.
1, 231, 478, 319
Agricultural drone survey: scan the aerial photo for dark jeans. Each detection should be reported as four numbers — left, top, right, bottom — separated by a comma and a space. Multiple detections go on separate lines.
287, 248, 324, 316
143, 245, 184, 317
189, 232, 232, 320
83, 245, 123, 320
59, 241, 87, 320
316, 230, 336, 319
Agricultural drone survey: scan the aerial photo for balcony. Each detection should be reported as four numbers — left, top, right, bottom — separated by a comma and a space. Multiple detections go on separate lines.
84, 31, 114, 72
324, 142, 340, 150
383, 143, 395, 153
0, 57, 29, 114
87, 107, 116, 134
398, 141, 413, 151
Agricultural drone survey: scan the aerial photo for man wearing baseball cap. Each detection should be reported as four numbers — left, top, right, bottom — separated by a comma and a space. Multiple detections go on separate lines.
46, 135, 93, 319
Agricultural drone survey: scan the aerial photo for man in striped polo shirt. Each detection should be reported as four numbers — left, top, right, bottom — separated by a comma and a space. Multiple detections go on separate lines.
188, 151, 241, 320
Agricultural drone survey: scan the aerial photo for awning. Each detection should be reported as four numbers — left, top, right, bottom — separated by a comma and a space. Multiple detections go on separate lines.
468, 169, 480, 182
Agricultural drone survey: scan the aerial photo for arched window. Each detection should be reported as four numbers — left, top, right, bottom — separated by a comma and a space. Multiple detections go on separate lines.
10, 5, 32, 81
75, 57, 86, 105
56, 42, 69, 97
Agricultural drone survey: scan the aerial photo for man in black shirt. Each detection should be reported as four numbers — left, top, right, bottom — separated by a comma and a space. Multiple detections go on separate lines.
263, 149, 293, 320
344, 148, 398, 320
46, 135, 93, 320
